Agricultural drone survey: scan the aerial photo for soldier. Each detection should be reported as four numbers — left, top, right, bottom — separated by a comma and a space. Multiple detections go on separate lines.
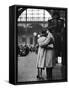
48, 11, 65, 64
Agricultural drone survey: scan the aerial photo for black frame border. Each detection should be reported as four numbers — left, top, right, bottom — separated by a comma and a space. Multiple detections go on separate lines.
9, 5, 68, 85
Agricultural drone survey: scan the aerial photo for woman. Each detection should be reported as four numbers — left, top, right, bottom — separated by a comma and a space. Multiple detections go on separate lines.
37, 31, 47, 79
37, 29, 56, 80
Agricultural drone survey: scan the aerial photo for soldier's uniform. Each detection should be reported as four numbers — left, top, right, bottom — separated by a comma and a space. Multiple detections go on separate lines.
48, 18, 64, 56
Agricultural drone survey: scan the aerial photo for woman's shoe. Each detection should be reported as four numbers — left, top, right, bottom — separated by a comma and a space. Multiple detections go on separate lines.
37, 75, 39, 78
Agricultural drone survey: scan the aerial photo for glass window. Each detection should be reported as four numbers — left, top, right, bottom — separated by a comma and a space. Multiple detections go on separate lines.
18, 8, 52, 22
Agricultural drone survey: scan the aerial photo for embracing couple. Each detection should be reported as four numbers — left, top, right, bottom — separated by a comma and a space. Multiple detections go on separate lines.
37, 29, 56, 80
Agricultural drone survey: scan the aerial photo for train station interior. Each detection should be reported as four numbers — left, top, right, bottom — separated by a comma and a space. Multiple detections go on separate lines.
17, 7, 67, 82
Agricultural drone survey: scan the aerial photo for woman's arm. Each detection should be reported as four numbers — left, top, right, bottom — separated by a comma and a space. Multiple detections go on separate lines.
39, 33, 52, 47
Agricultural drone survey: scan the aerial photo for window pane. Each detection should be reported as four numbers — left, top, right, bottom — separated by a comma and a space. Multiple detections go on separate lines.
18, 8, 52, 22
